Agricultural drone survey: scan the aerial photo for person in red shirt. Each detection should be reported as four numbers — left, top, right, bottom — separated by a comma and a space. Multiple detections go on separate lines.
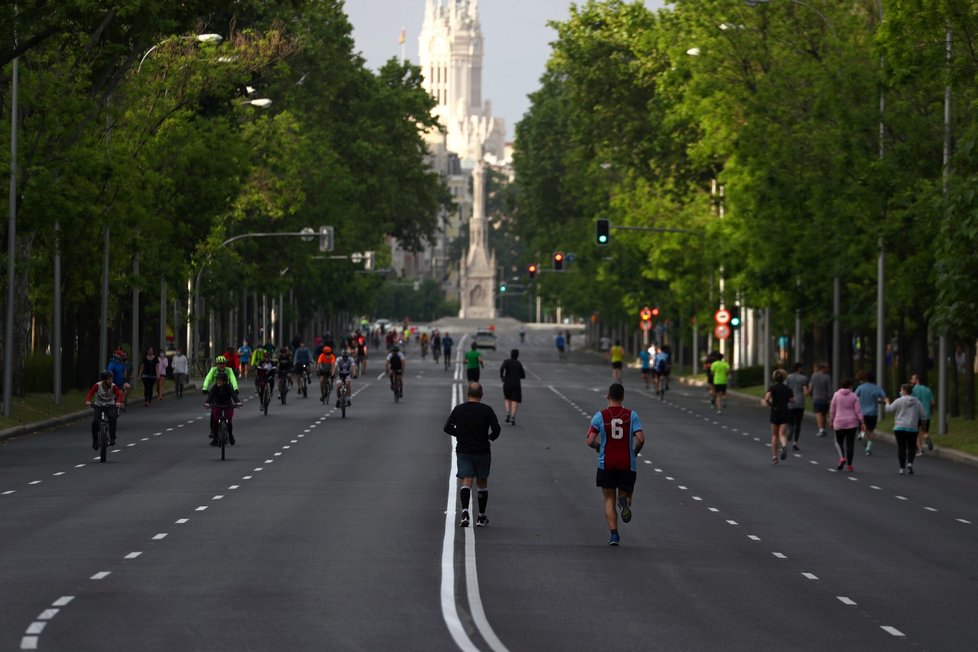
586, 383, 645, 546
84, 371, 125, 449
316, 346, 336, 403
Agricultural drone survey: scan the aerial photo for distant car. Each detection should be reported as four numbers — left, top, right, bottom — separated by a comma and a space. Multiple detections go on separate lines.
474, 329, 496, 351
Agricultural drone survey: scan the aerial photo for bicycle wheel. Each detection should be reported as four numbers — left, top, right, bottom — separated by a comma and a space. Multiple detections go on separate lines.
262, 387, 269, 415
394, 380, 399, 403
280, 379, 287, 404
219, 419, 228, 460
99, 418, 109, 463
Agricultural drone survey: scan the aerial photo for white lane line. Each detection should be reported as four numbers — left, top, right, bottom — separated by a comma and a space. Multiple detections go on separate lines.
881, 626, 905, 637
273, 452, 282, 457
3, 490, 15, 495
127, 443, 136, 447
643, 459, 652, 464
665, 476, 674, 481
20, 636, 39, 649
692, 497, 703, 501
837, 597, 857, 605
52, 472, 65, 477
726, 520, 738, 526
125, 552, 142, 559
654, 468, 663, 473
242, 476, 253, 480
264, 459, 274, 464
924, 506, 937, 512
957, 518, 972, 524
772, 553, 787, 559
282, 445, 291, 449
52, 597, 74, 607
801, 572, 818, 580
90, 572, 110, 580
212, 495, 224, 500
677, 486, 688, 491
75, 464, 85, 468
228, 485, 239, 490
747, 535, 761, 541
37, 609, 59, 620
175, 518, 189, 524
254, 467, 263, 472
152, 533, 167, 540
141, 437, 149, 441
29, 481, 41, 485
870, 485, 882, 490
25, 622, 46, 635
708, 508, 719, 513
195, 506, 208, 511
809, 460, 819, 465
896, 496, 908, 501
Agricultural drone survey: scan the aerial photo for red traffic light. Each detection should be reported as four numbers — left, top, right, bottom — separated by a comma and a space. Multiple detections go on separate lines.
528, 263, 538, 278
553, 252, 564, 262
640, 307, 652, 321
552, 251, 565, 271
651, 307, 660, 317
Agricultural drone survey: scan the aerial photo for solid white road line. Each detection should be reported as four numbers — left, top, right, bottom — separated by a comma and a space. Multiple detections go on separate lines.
880, 626, 905, 637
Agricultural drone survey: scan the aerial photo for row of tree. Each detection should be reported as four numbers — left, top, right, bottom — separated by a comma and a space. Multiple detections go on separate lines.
0, 1, 451, 394
511, 0, 978, 414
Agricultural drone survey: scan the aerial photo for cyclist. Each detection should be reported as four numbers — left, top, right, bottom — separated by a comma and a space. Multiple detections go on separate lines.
355, 336, 368, 375
332, 348, 356, 407
106, 349, 132, 409
420, 332, 429, 360
201, 355, 239, 393
653, 346, 671, 398
250, 345, 267, 370
386, 345, 406, 399
275, 347, 293, 402
254, 356, 276, 409
84, 371, 124, 449
317, 346, 336, 403
204, 372, 242, 446
293, 341, 313, 391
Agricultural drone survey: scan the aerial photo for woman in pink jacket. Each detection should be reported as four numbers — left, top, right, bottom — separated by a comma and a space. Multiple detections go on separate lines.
829, 378, 865, 472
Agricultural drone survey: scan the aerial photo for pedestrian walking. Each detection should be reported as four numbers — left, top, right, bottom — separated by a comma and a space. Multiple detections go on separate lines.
500, 349, 526, 426
555, 332, 566, 360
885, 383, 922, 474
609, 340, 625, 382
465, 341, 484, 382
764, 369, 793, 463
785, 363, 809, 450
443, 383, 501, 527
586, 383, 645, 546
829, 379, 864, 472
910, 374, 935, 454
810, 363, 832, 437
139, 346, 159, 407
155, 350, 169, 400
710, 353, 730, 414
855, 371, 887, 455
171, 348, 189, 398
565, 329, 572, 351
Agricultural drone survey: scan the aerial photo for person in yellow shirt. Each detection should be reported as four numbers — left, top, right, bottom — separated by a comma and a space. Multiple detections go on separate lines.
609, 340, 625, 382
710, 353, 731, 414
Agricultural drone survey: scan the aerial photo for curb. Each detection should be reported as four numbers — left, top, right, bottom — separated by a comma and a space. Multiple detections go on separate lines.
676, 377, 978, 470
0, 382, 198, 443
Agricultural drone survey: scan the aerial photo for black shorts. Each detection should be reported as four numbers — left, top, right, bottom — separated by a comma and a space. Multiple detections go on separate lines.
863, 415, 878, 431
466, 368, 480, 382
919, 418, 930, 432
612, 361, 623, 370
714, 383, 727, 394
771, 408, 789, 425
502, 383, 522, 403
596, 468, 636, 493
641, 367, 652, 376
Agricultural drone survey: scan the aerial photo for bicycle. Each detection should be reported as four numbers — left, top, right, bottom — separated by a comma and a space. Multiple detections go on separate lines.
92, 405, 114, 463
335, 379, 349, 419
295, 363, 309, 398
390, 371, 403, 403
206, 405, 235, 460
256, 375, 271, 415
319, 367, 333, 404
277, 372, 289, 405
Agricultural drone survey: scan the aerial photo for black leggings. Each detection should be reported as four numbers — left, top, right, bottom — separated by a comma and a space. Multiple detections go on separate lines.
788, 409, 804, 442
142, 378, 155, 403
895, 430, 918, 469
834, 428, 857, 465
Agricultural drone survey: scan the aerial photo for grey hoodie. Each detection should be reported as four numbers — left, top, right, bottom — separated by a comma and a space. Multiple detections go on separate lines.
885, 395, 922, 431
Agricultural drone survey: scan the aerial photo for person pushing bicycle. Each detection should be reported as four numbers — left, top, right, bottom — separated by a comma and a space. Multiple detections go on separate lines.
84, 370, 124, 449
204, 372, 242, 446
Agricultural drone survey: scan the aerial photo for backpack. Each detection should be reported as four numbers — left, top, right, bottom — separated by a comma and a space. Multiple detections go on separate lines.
389, 354, 403, 371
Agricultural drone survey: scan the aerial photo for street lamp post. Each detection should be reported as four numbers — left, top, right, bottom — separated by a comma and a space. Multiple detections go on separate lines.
3, 55, 18, 417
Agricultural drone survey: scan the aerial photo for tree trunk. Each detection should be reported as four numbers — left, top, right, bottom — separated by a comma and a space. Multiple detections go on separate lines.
964, 341, 975, 421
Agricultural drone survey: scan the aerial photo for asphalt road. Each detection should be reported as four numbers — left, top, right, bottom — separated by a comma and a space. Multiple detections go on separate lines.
1, 325, 976, 651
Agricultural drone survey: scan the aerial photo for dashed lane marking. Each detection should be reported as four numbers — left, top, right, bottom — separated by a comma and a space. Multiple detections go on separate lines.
838, 597, 857, 606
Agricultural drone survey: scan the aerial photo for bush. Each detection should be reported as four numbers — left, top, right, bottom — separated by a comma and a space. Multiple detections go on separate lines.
732, 365, 765, 388
26, 353, 53, 393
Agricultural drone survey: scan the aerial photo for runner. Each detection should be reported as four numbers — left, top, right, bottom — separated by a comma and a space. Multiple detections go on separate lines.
710, 353, 730, 414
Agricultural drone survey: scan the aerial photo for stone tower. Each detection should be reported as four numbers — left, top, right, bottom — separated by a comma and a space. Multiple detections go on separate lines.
419, 0, 504, 318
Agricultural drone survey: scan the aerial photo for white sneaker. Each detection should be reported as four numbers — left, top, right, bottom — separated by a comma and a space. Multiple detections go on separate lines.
857, 431, 866, 441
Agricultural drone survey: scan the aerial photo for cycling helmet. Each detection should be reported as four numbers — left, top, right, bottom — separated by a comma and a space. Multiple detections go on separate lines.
216, 372, 229, 381
216, 355, 227, 364
323, 346, 332, 354
113, 348, 124, 358
392, 346, 400, 352
100, 370, 113, 381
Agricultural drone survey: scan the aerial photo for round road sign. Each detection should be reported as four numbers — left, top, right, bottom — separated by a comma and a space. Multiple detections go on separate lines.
714, 324, 731, 340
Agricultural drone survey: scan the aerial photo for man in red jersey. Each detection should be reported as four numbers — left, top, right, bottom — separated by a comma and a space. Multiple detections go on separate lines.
586, 383, 645, 546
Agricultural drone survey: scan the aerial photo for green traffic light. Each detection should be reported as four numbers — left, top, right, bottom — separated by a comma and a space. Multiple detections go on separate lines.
500, 285, 507, 292
597, 234, 608, 244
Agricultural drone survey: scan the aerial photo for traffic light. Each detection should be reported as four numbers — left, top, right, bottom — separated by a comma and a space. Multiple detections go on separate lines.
640, 307, 652, 322
552, 251, 564, 271
651, 307, 660, 318
527, 263, 538, 279
730, 306, 741, 330
596, 219, 610, 245
500, 283, 507, 293
318, 225, 334, 252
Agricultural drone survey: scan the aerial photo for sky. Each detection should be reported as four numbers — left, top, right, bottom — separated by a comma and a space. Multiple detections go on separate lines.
344, 0, 667, 141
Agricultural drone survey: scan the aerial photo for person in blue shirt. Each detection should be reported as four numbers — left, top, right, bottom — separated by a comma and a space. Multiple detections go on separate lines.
106, 349, 132, 411
854, 371, 887, 455
638, 347, 652, 389
911, 374, 935, 454
652, 346, 671, 398
441, 333, 454, 371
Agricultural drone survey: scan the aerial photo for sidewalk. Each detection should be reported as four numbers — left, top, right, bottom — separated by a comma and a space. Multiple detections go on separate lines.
676, 376, 978, 470
0, 382, 197, 443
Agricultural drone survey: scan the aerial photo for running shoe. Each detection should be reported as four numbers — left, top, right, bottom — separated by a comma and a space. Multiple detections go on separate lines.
476, 515, 489, 527
898, 468, 905, 475
926, 439, 934, 451
91, 438, 98, 450
505, 415, 511, 423
780, 448, 787, 461
907, 464, 914, 475
510, 417, 515, 426
836, 459, 846, 470
229, 434, 236, 446
109, 438, 116, 446
792, 444, 800, 451
617, 496, 632, 523
857, 431, 865, 441
846, 465, 854, 472
817, 429, 827, 438
459, 511, 470, 527
608, 533, 620, 546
